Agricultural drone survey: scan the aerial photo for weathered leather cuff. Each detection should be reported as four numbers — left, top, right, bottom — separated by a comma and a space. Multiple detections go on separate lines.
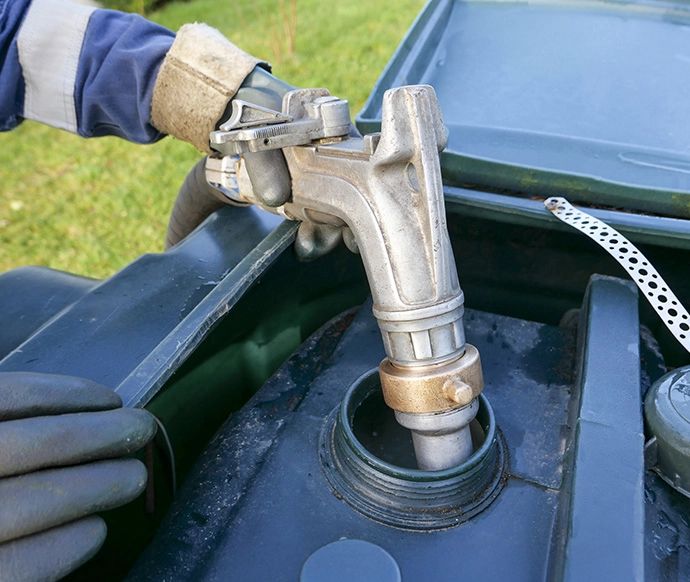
151, 23, 269, 152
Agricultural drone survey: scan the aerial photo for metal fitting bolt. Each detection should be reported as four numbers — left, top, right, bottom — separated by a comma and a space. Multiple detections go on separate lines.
443, 378, 474, 406
379, 344, 484, 414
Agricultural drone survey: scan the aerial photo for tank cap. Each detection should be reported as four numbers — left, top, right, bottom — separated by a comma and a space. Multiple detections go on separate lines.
300, 539, 400, 582
644, 366, 690, 497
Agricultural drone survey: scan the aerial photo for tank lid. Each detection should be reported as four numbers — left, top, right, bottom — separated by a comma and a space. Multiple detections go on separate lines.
357, 0, 690, 219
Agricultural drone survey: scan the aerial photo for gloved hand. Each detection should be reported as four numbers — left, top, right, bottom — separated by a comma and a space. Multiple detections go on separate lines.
152, 24, 294, 247
0, 372, 157, 582
152, 24, 354, 260
227, 68, 363, 261
162, 62, 297, 248
151, 24, 292, 209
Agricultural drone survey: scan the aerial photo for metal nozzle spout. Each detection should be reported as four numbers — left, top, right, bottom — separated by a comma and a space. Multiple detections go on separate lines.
396, 399, 479, 471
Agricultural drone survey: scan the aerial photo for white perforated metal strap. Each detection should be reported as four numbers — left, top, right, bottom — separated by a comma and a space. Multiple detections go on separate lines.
17, 0, 96, 132
545, 197, 690, 354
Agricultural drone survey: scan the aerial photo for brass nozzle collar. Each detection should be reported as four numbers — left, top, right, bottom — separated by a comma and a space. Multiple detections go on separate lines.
379, 344, 484, 414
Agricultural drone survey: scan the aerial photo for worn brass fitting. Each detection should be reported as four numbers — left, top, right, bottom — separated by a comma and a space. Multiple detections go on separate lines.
379, 345, 484, 414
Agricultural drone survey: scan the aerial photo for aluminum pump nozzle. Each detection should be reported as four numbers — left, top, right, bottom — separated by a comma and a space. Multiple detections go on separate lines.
209, 85, 484, 470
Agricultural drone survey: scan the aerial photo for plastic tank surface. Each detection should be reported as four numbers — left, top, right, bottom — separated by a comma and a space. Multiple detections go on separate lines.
1, 1, 690, 580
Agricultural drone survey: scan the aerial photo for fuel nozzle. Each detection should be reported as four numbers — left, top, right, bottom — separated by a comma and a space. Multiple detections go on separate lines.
210, 84, 484, 471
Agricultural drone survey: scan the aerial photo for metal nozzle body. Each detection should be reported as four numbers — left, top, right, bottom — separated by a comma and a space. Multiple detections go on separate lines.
211, 86, 484, 470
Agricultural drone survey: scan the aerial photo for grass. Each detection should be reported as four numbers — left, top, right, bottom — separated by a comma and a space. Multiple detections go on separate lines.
0, 0, 426, 279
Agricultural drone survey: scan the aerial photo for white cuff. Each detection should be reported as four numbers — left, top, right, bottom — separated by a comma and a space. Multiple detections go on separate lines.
17, 0, 96, 133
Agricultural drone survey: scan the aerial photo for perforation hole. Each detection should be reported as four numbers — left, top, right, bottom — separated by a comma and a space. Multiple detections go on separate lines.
681, 323, 689, 331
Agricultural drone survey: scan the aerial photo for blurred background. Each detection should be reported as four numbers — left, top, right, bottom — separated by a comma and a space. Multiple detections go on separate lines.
0, 0, 425, 279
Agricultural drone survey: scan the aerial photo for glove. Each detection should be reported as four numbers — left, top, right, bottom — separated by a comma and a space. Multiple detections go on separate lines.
228, 67, 363, 260
152, 24, 295, 246
0, 373, 157, 582
150, 24, 292, 209
152, 24, 354, 260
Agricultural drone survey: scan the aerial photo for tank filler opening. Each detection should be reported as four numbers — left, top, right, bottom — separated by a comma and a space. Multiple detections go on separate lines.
319, 370, 506, 529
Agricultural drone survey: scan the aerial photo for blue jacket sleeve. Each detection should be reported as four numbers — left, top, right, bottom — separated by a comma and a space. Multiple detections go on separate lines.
0, 0, 175, 143
0, 0, 28, 132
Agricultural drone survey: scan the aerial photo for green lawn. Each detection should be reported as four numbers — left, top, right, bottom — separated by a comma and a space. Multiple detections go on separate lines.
0, 0, 425, 279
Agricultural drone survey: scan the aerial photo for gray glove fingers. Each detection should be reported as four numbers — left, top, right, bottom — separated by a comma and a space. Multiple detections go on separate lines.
0, 408, 157, 478
0, 516, 106, 582
223, 67, 292, 209
0, 458, 147, 543
243, 149, 292, 207
0, 372, 121, 421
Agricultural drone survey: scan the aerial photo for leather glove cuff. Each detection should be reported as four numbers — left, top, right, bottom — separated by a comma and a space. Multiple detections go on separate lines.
151, 23, 269, 153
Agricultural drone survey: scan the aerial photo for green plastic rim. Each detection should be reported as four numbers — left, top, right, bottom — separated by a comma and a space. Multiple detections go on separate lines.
319, 368, 506, 530
340, 368, 497, 481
